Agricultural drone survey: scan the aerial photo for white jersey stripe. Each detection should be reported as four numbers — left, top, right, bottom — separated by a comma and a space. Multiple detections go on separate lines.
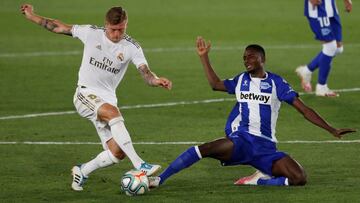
308, 1, 318, 18
325, 0, 334, 17
231, 74, 244, 131
248, 78, 262, 136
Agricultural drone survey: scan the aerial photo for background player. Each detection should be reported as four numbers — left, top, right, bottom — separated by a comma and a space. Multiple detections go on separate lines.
20, 4, 172, 191
149, 37, 356, 187
296, 0, 352, 97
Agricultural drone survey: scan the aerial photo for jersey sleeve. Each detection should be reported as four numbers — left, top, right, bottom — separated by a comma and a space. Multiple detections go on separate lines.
224, 74, 241, 94
71, 24, 92, 43
274, 76, 299, 104
131, 47, 148, 69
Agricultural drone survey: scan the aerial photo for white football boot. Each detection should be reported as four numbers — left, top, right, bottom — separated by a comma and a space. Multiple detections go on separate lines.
295, 65, 313, 92
315, 84, 339, 97
148, 176, 161, 188
234, 170, 271, 185
71, 165, 88, 191
138, 162, 161, 176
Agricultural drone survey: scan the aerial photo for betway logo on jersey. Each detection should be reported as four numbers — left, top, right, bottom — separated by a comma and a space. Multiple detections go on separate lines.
238, 92, 271, 104
89, 57, 120, 74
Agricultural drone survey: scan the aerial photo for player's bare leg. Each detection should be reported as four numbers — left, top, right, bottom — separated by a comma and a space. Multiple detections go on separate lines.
271, 156, 307, 186
198, 138, 234, 160
98, 103, 161, 176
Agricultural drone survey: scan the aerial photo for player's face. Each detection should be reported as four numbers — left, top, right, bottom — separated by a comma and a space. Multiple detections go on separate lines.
243, 49, 264, 74
105, 20, 127, 43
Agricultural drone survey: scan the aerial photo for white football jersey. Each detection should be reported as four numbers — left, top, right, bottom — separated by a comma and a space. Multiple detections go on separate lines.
71, 24, 148, 104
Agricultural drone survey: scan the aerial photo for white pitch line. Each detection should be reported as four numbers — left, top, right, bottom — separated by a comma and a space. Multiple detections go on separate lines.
0, 140, 359, 145
0, 98, 235, 120
2, 44, 360, 58
0, 87, 359, 121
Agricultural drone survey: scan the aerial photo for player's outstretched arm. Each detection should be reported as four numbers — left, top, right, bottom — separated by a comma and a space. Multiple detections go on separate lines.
138, 65, 172, 90
196, 36, 226, 92
20, 4, 72, 36
292, 97, 357, 138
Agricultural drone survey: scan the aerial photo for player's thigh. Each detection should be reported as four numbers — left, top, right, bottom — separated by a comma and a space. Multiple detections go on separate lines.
97, 103, 121, 122
73, 87, 107, 121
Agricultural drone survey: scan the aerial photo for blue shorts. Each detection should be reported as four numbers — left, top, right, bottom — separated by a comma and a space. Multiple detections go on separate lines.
307, 15, 342, 41
221, 131, 287, 176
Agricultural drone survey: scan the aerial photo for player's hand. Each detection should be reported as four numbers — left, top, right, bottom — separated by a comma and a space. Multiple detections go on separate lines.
331, 128, 357, 139
196, 36, 211, 57
20, 4, 34, 19
344, 0, 352, 13
153, 77, 172, 90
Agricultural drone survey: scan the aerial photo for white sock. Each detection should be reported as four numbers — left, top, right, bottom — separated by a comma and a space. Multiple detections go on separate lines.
108, 116, 144, 169
81, 150, 120, 177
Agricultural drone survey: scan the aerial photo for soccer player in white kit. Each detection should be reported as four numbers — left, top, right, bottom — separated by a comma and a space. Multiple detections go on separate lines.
20, 4, 172, 191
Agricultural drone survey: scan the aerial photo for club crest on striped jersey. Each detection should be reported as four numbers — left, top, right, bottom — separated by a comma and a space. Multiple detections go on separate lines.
260, 81, 271, 90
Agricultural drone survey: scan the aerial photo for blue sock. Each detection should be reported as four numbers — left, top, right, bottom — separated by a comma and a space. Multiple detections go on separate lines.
318, 52, 333, 85
257, 177, 288, 186
159, 146, 201, 185
307, 52, 322, 71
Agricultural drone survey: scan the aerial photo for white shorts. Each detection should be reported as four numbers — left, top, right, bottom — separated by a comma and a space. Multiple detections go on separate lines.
73, 86, 118, 149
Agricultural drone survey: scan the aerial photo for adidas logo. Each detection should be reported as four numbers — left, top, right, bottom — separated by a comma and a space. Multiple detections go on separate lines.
96, 45, 101, 50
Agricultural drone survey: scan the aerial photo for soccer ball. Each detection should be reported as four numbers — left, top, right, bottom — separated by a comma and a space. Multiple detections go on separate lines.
120, 169, 149, 196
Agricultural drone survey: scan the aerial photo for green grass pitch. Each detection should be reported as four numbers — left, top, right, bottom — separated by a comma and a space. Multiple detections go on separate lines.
1, 0, 360, 202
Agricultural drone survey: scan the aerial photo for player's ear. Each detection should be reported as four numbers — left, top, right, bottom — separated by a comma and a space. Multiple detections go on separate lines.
260, 53, 266, 63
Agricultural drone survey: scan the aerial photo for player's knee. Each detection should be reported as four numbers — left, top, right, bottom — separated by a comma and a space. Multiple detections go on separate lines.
98, 103, 121, 122
198, 143, 212, 157
322, 41, 337, 57
290, 171, 307, 186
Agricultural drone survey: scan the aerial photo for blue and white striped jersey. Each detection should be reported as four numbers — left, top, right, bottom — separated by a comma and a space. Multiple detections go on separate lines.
304, 0, 339, 18
224, 72, 298, 143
